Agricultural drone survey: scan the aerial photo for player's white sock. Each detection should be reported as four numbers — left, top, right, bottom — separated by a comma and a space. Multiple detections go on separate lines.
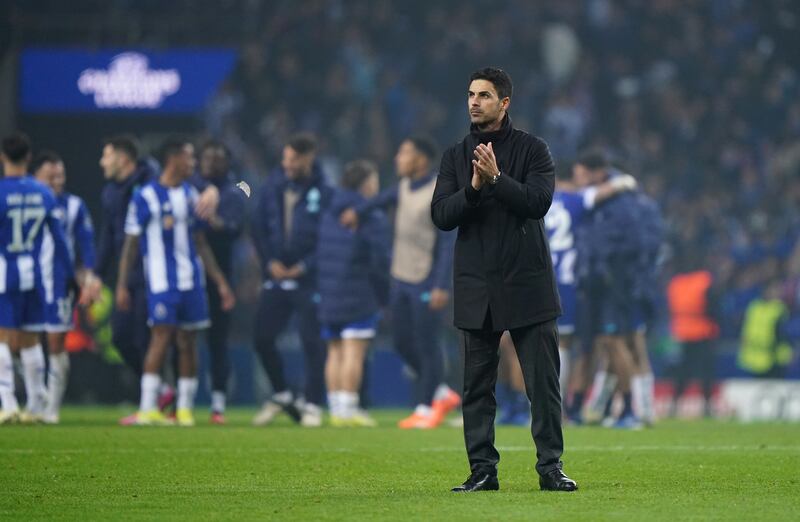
341, 391, 358, 418
414, 404, 433, 417
559, 347, 570, 399
211, 391, 226, 414
631, 374, 644, 419
20, 344, 47, 414
587, 371, 617, 418
45, 352, 70, 419
139, 373, 161, 412
433, 383, 452, 401
642, 372, 655, 422
177, 377, 198, 411
328, 391, 340, 417
272, 390, 293, 405
0, 343, 19, 412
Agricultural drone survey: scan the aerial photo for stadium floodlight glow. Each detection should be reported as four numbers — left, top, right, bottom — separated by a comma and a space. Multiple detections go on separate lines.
77, 53, 181, 109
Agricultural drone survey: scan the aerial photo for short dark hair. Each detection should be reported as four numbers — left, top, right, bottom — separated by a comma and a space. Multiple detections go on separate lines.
104, 135, 139, 162
2, 132, 32, 164
406, 135, 439, 163
286, 132, 317, 156
575, 148, 610, 170
200, 139, 231, 160
469, 67, 513, 100
159, 137, 192, 167
31, 150, 63, 175
341, 160, 377, 191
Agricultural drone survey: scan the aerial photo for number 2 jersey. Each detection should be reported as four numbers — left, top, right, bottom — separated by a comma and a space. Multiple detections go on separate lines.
0, 176, 72, 296
544, 187, 598, 333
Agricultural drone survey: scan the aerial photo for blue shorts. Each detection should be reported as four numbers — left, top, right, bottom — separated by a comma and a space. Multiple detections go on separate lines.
321, 314, 380, 341
45, 278, 75, 333
0, 289, 46, 331
557, 283, 576, 335
147, 287, 210, 330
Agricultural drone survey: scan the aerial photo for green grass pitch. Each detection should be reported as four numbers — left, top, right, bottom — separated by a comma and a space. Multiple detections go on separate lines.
2, 407, 798, 521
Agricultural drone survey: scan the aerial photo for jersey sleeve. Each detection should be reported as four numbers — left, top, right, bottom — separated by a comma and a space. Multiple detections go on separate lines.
124, 191, 150, 236
75, 197, 97, 269
581, 187, 599, 210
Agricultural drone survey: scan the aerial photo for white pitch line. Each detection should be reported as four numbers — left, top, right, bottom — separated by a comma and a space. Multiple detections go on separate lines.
1, 445, 799, 455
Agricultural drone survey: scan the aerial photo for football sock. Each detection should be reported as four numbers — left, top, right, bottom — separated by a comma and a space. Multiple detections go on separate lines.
177, 377, 198, 411
45, 352, 70, 418
414, 404, 433, 417
0, 343, 19, 412
211, 391, 226, 414
341, 391, 358, 418
272, 390, 293, 405
20, 344, 47, 413
140, 373, 161, 412
642, 372, 655, 421
433, 384, 452, 401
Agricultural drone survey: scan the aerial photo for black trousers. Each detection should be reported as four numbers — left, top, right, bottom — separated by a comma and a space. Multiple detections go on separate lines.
461, 317, 564, 477
252, 284, 326, 406
206, 284, 230, 395
111, 283, 149, 378
673, 340, 716, 402
390, 280, 444, 406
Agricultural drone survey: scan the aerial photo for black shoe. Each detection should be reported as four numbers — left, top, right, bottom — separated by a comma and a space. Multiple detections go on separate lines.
539, 469, 578, 491
451, 473, 499, 493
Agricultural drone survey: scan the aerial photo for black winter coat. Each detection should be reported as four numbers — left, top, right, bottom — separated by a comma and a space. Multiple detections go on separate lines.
431, 115, 561, 331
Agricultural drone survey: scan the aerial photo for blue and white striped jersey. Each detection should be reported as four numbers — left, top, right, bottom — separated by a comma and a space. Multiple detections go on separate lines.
124, 180, 205, 294
0, 176, 72, 294
544, 187, 597, 287
40, 191, 96, 303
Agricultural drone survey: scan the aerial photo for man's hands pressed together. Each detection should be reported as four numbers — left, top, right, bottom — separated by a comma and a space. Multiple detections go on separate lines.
471, 142, 500, 191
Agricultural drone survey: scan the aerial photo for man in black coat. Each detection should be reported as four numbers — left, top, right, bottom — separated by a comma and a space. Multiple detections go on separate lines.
431, 67, 577, 493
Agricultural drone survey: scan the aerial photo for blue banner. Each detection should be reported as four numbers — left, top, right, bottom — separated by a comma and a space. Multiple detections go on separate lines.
20, 48, 237, 114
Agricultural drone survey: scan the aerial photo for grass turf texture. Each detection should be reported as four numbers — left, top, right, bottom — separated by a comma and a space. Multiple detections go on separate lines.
1, 408, 798, 521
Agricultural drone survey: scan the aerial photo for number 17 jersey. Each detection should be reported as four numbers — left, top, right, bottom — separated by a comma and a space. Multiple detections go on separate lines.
0, 176, 70, 294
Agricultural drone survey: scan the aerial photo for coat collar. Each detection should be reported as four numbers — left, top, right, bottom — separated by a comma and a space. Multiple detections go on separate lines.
470, 114, 513, 145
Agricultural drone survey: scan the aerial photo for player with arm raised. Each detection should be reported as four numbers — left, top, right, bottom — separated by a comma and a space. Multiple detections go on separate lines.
116, 138, 234, 426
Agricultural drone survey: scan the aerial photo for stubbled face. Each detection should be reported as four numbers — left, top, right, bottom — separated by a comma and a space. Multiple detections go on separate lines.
468, 79, 508, 126
394, 140, 424, 178
281, 146, 314, 181
35, 160, 66, 194
100, 144, 127, 180
200, 146, 229, 179
360, 172, 379, 198
169, 144, 196, 181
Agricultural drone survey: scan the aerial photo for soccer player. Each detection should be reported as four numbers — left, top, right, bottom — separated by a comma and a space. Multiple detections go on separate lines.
317, 160, 390, 427
189, 141, 246, 424
32, 151, 101, 424
116, 138, 235, 426
571, 150, 645, 429
0, 133, 73, 424
251, 133, 332, 428
545, 163, 637, 423
97, 136, 220, 425
339, 136, 460, 430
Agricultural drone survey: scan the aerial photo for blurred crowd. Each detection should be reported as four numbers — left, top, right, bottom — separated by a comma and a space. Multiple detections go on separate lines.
203, 0, 800, 342
4, 0, 800, 344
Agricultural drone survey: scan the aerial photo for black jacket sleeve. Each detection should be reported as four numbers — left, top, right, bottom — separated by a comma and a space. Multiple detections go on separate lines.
491, 138, 555, 220
431, 148, 479, 231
